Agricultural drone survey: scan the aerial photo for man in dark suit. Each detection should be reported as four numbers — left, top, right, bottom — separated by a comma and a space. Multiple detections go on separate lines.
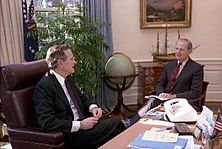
131, 38, 203, 124
33, 44, 126, 149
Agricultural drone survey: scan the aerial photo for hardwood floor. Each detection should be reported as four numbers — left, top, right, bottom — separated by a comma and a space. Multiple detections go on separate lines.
205, 102, 222, 114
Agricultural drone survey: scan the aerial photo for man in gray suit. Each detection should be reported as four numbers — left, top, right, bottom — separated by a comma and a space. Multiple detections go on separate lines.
131, 38, 203, 124
33, 44, 126, 149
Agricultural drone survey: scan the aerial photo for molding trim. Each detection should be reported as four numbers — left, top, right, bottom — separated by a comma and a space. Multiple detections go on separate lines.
123, 59, 222, 105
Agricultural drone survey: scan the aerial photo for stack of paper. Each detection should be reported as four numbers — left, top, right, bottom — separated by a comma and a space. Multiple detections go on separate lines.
128, 131, 188, 149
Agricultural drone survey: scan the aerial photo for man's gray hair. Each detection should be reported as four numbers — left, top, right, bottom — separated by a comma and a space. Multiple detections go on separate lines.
177, 38, 193, 51
45, 44, 69, 69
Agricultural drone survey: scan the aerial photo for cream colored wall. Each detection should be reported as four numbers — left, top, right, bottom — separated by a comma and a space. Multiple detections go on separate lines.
111, 0, 222, 62
111, 0, 222, 103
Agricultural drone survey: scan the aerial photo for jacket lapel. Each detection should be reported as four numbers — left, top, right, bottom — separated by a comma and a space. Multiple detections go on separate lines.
48, 72, 70, 107
66, 76, 84, 111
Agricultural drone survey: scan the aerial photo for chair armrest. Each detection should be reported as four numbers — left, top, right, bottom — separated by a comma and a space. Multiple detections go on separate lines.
8, 127, 64, 145
190, 94, 205, 103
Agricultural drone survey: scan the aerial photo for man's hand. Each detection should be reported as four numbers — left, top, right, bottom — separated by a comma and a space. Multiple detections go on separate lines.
91, 107, 102, 119
80, 117, 99, 130
159, 93, 176, 100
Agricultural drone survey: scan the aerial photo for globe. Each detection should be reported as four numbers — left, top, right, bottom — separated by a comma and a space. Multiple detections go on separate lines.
104, 52, 137, 118
105, 52, 135, 85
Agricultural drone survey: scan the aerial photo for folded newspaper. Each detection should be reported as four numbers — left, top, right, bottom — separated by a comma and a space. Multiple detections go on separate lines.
144, 104, 165, 120
145, 95, 168, 101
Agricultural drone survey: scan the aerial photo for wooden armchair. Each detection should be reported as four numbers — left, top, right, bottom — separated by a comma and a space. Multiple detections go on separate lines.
0, 60, 65, 149
192, 81, 209, 112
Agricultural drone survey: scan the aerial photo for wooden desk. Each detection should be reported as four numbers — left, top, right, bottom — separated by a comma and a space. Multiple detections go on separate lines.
99, 120, 221, 149
99, 122, 154, 149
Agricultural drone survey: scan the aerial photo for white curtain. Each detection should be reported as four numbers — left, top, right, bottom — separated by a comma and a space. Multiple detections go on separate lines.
0, 0, 24, 65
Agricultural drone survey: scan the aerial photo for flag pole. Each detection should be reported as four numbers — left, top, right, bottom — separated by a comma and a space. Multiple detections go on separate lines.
211, 109, 221, 139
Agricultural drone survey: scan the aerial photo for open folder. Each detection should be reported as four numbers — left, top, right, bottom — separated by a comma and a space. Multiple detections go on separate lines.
128, 131, 188, 149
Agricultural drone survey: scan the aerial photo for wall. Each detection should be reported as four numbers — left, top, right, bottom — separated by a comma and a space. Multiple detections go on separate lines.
111, 0, 222, 104
111, 0, 222, 61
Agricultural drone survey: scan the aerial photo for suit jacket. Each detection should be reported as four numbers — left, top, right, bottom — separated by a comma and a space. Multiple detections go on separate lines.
33, 72, 94, 132
156, 58, 203, 102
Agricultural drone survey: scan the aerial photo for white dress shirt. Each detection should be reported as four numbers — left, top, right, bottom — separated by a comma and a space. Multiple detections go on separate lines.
51, 70, 97, 132
177, 58, 189, 78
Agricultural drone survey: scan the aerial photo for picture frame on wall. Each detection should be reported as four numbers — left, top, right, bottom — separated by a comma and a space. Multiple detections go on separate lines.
140, 0, 192, 29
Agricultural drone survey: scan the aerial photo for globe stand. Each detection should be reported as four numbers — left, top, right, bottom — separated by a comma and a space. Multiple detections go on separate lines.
103, 74, 139, 119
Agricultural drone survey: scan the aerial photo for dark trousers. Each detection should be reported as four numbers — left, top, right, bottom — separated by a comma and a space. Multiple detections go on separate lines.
64, 117, 126, 149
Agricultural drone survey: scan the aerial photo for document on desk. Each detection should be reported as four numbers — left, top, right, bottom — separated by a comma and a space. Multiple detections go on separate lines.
128, 131, 188, 149
178, 136, 194, 149
142, 130, 178, 142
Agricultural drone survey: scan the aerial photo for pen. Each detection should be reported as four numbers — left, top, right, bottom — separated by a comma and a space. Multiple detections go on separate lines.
156, 127, 172, 132
170, 101, 179, 105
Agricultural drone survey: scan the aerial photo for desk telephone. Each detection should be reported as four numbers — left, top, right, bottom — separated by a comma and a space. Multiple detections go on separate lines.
164, 98, 197, 122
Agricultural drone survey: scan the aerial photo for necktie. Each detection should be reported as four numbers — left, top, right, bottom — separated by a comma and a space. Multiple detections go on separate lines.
65, 79, 84, 120
169, 62, 182, 88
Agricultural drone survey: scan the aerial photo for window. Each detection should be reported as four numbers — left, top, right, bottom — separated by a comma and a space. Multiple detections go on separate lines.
34, 0, 81, 12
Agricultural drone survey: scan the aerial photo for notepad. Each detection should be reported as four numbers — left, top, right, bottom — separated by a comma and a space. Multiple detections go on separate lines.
142, 130, 178, 142
128, 132, 188, 149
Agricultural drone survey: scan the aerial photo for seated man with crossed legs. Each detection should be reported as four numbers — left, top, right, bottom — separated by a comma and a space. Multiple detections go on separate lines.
33, 44, 126, 149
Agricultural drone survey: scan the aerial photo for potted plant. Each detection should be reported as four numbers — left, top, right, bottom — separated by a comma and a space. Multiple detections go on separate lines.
31, 3, 109, 96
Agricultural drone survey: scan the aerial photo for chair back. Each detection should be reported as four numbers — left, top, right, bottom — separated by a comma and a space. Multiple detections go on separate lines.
192, 81, 209, 112
200, 81, 209, 108
0, 60, 65, 149
0, 60, 49, 128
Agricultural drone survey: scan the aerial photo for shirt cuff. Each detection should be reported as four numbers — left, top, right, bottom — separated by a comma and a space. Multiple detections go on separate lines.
89, 104, 98, 113
71, 121, 80, 132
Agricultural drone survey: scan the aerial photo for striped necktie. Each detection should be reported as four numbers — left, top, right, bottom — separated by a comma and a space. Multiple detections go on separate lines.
169, 62, 182, 89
